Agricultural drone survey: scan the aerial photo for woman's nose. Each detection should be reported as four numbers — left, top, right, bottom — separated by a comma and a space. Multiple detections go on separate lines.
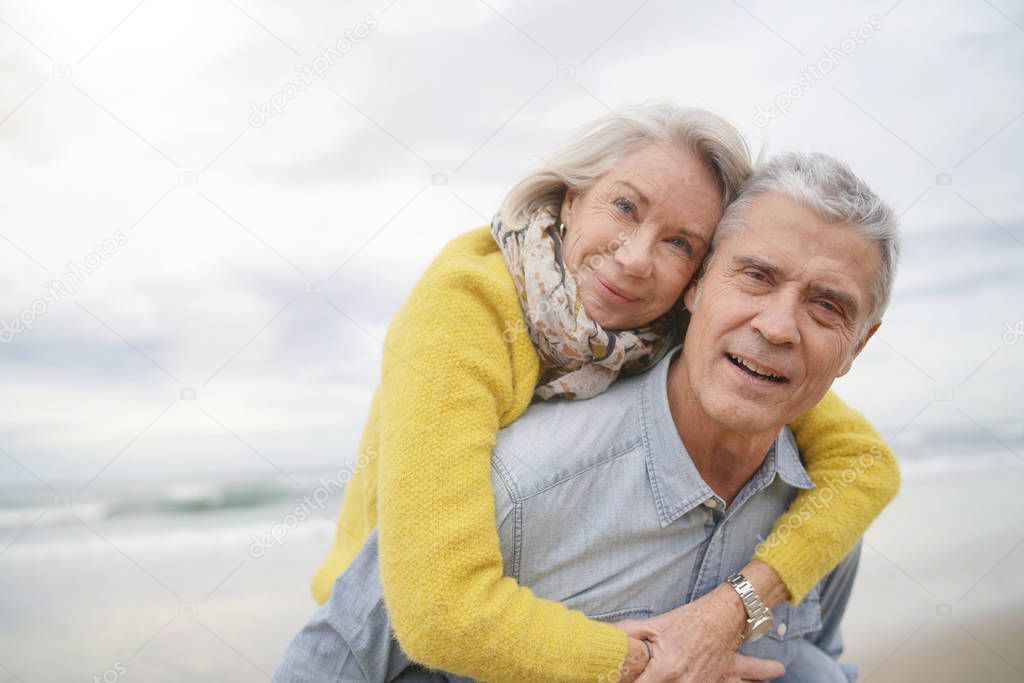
613, 231, 654, 278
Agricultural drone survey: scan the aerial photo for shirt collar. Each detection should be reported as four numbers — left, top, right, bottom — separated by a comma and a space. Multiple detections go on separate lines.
772, 426, 816, 490
638, 345, 814, 528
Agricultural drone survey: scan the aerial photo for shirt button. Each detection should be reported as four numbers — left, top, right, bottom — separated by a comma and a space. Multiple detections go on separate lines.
704, 498, 719, 509
776, 622, 787, 637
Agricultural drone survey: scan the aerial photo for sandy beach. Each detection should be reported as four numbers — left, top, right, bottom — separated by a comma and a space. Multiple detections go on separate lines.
841, 458, 1024, 681
1, 458, 1022, 682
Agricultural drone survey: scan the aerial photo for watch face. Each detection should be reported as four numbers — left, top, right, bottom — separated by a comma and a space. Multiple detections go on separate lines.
746, 614, 774, 642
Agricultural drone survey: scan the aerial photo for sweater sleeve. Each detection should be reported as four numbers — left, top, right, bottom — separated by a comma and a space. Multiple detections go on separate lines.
375, 268, 628, 682
755, 389, 900, 603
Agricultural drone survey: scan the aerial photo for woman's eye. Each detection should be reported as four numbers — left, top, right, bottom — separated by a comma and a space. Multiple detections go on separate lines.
668, 237, 691, 253
614, 198, 635, 215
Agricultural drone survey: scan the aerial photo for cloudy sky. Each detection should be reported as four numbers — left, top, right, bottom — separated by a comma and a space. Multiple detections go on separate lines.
1, 0, 1022, 489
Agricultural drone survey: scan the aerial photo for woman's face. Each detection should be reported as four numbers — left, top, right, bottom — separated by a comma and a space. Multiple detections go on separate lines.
560, 144, 725, 330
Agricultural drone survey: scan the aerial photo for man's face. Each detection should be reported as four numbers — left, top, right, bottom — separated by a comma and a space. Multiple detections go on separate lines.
681, 193, 881, 435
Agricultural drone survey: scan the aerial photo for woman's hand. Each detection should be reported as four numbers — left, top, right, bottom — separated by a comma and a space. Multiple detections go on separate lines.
611, 633, 654, 683
613, 584, 783, 682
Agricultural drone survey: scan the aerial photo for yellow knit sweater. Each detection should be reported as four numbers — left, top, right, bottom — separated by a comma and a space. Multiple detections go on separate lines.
310, 227, 900, 682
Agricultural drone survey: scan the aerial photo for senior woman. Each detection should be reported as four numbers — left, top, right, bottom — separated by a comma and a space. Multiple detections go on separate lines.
291, 103, 898, 682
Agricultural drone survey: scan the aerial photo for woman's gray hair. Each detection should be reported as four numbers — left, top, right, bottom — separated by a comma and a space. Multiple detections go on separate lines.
712, 151, 900, 334
498, 102, 753, 228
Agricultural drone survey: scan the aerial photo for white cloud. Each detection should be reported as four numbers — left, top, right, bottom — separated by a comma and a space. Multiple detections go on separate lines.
2, 0, 1022, 486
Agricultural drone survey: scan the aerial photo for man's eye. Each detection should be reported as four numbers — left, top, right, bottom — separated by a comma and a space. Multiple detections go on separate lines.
816, 300, 840, 314
745, 270, 769, 282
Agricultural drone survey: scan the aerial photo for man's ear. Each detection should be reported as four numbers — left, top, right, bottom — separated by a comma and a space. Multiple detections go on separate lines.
683, 282, 698, 312
837, 320, 881, 377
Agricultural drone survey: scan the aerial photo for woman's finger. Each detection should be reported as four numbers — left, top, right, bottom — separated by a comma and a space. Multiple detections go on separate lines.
615, 619, 659, 640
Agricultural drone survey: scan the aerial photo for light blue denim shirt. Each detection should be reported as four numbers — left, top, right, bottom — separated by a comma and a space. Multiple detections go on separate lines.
274, 345, 860, 682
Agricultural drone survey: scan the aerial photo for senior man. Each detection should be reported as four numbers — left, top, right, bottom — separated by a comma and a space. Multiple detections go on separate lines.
274, 151, 899, 683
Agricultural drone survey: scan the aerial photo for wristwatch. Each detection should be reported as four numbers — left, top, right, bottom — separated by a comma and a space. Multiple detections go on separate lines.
725, 572, 773, 643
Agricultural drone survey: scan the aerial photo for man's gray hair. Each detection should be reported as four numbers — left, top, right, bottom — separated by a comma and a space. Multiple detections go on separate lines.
498, 102, 753, 228
712, 151, 900, 333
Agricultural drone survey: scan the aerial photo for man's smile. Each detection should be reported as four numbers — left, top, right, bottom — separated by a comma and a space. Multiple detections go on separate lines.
725, 353, 789, 384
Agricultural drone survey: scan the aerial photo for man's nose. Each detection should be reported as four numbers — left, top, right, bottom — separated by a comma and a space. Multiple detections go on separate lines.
613, 230, 655, 278
751, 291, 801, 346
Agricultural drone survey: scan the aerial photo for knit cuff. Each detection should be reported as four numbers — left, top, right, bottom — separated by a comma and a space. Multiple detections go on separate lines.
580, 621, 630, 683
753, 538, 825, 605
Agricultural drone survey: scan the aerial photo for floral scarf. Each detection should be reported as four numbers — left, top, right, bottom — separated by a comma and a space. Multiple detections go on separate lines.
491, 207, 681, 401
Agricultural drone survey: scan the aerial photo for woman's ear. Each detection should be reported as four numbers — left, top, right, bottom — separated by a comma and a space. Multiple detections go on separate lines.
560, 188, 579, 226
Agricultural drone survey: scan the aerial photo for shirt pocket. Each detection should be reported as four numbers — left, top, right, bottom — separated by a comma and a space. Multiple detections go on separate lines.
587, 607, 653, 623
764, 585, 822, 642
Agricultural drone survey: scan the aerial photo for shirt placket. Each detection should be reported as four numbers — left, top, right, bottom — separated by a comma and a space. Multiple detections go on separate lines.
687, 501, 728, 601
687, 450, 778, 601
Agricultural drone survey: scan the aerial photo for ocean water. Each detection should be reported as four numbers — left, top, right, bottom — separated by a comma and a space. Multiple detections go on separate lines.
0, 471, 339, 563
1, 420, 1020, 564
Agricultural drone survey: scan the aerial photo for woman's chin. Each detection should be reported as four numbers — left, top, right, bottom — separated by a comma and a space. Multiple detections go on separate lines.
591, 311, 639, 331
581, 291, 660, 331
582, 300, 619, 330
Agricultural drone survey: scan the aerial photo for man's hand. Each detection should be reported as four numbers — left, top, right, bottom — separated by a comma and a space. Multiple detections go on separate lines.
716, 653, 785, 682
613, 583, 782, 682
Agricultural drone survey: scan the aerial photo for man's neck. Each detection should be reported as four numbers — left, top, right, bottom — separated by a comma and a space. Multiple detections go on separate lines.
666, 355, 779, 506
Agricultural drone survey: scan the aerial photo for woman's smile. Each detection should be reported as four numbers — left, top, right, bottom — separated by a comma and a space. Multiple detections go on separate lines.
593, 273, 641, 303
